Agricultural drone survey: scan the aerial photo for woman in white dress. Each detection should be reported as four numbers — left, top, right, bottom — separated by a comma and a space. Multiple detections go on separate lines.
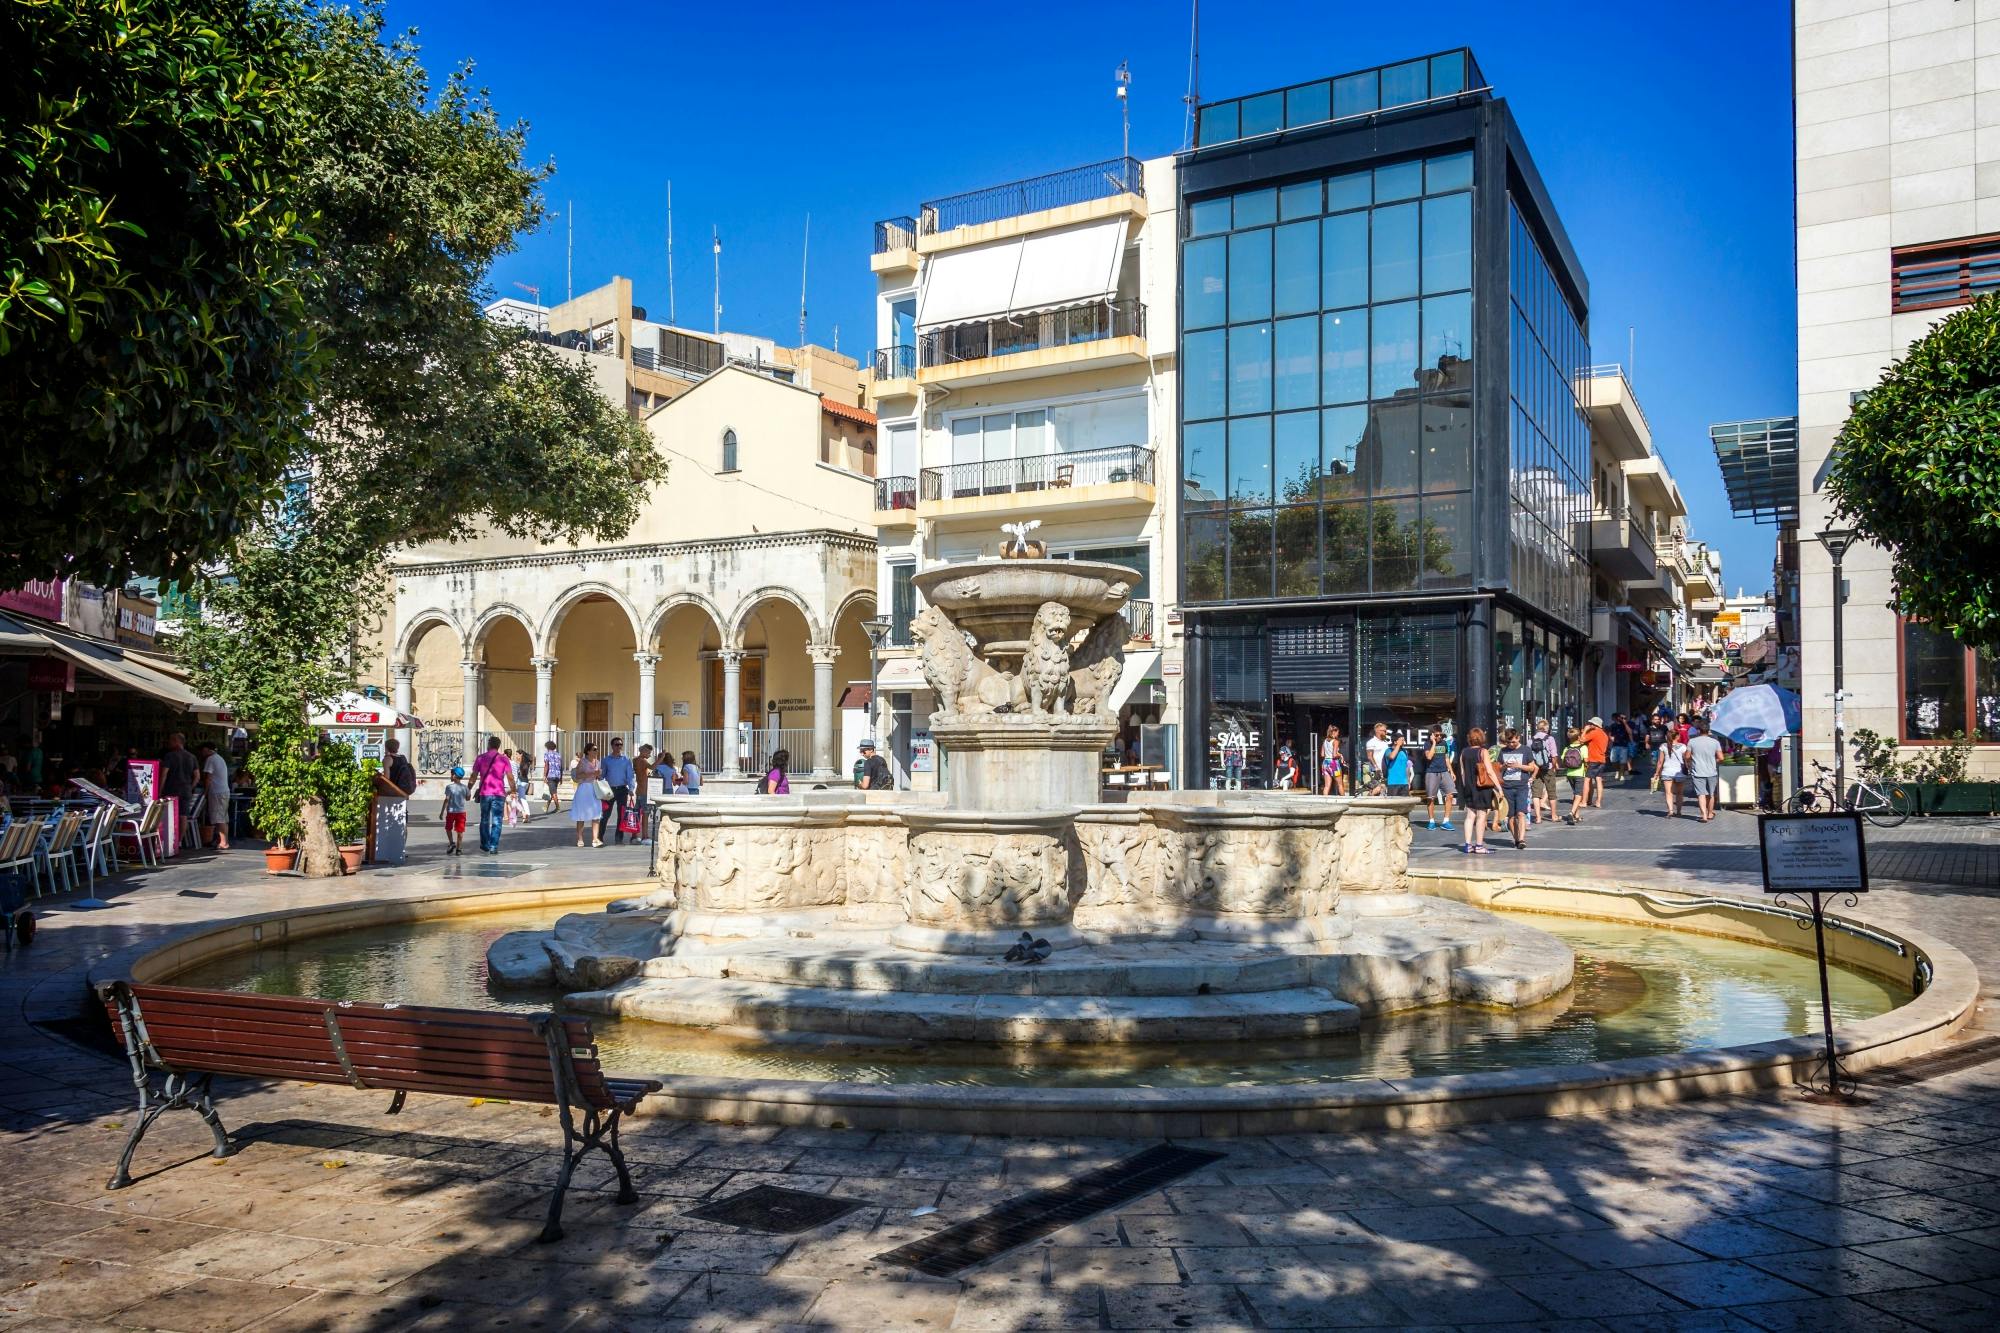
569, 744, 604, 848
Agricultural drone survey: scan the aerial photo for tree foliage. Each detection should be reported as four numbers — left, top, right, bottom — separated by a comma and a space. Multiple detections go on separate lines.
1828, 294, 2000, 655
2, 0, 318, 583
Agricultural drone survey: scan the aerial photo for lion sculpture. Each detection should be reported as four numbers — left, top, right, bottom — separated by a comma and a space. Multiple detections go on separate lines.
910, 605, 1018, 715
1066, 610, 1128, 716
1022, 601, 1074, 716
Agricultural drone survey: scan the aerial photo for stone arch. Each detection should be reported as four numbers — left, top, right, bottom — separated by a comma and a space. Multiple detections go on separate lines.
394, 609, 464, 664
828, 589, 878, 645
466, 603, 536, 658
729, 585, 824, 648
537, 582, 645, 657
641, 590, 729, 651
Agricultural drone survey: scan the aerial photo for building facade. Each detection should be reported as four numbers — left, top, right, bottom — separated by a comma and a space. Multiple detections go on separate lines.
1176, 49, 1600, 787
864, 155, 1182, 790
1794, 0, 2000, 775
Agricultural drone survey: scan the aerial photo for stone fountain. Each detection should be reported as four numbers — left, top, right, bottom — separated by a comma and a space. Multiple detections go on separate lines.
488, 544, 1575, 1050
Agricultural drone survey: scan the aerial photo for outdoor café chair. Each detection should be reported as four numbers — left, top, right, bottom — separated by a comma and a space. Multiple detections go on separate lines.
179, 791, 205, 854
115, 800, 166, 868
80, 804, 120, 892
34, 811, 86, 897
0, 821, 41, 898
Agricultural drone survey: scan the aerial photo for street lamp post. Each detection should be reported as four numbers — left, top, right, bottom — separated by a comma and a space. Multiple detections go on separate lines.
862, 615, 893, 778
1814, 527, 1858, 807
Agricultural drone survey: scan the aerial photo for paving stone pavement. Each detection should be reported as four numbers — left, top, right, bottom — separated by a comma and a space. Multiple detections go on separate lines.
3, 797, 1998, 1330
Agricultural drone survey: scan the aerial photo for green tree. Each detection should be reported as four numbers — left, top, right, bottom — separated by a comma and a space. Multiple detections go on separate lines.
2, 0, 318, 584
1828, 294, 2000, 655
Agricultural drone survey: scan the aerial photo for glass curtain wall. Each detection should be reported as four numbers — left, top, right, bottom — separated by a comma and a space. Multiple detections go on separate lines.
1183, 151, 1476, 603
1506, 201, 1591, 632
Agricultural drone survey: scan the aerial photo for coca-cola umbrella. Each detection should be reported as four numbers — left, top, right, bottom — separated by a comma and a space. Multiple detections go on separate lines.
307, 692, 425, 729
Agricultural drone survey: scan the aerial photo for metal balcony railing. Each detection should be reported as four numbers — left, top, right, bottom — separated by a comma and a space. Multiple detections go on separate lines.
919, 297, 1144, 370
918, 158, 1144, 235
875, 216, 917, 254
1124, 599, 1156, 642
1590, 504, 1657, 561
874, 474, 917, 512
1582, 363, 1652, 440
872, 344, 917, 380
630, 345, 717, 381
920, 444, 1154, 501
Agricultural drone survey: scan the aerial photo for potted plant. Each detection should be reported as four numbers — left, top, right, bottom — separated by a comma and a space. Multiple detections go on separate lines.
318, 742, 376, 873
248, 713, 316, 873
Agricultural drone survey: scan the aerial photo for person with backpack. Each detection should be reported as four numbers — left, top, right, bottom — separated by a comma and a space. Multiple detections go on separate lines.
1559, 726, 1589, 825
758, 749, 792, 795
1653, 728, 1690, 819
1421, 722, 1455, 832
857, 740, 892, 791
1528, 717, 1559, 826
469, 736, 514, 854
1496, 727, 1538, 850
1454, 726, 1498, 855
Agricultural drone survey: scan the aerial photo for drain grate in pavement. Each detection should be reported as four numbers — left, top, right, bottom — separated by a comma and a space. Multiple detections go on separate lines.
1873, 1034, 2000, 1087
877, 1143, 1225, 1277
686, 1183, 871, 1234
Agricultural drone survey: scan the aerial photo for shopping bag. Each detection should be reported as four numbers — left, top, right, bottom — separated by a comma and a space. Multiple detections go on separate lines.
619, 806, 642, 838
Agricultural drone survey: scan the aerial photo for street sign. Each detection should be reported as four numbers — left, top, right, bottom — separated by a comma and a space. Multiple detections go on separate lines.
1758, 812, 1867, 894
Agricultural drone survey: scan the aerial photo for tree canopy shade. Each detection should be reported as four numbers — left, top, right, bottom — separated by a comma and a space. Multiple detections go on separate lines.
1, 0, 318, 584
1828, 294, 2000, 656
1, 1, 662, 588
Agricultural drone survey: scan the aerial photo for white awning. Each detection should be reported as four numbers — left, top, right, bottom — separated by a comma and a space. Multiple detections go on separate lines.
1011, 218, 1128, 315
1108, 649, 1161, 714
917, 238, 1023, 328
0, 612, 217, 713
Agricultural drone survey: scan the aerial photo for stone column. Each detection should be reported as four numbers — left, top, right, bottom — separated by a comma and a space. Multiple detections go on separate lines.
531, 656, 556, 756
633, 652, 660, 755
389, 662, 419, 765
459, 659, 485, 771
719, 649, 744, 776
808, 643, 839, 778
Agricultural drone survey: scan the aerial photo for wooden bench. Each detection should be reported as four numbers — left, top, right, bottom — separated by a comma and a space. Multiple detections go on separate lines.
97, 981, 662, 1242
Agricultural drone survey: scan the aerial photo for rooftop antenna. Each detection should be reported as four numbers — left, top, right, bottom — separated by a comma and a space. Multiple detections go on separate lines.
711, 227, 722, 335
798, 212, 810, 350
1117, 60, 1131, 160
511, 281, 544, 332
1628, 325, 1636, 380
1182, 0, 1200, 149
666, 182, 676, 326
565, 199, 574, 303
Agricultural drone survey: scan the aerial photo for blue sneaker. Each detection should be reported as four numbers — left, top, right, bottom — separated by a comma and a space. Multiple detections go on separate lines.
1440, 821, 1454, 831
1426, 820, 1437, 830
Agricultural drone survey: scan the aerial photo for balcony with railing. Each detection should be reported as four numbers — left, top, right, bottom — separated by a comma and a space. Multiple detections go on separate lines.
917, 444, 1155, 525
1123, 598, 1156, 644
1585, 503, 1658, 583
872, 343, 917, 386
1194, 49, 1486, 149
872, 216, 919, 272
1581, 363, 1654, 463
916, 158, 1145, 243
873, 474, 918, 523
917, 297, 1146, 386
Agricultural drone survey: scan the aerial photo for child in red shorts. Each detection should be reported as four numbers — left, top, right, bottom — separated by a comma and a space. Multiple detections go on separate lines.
442, 766, 470, 856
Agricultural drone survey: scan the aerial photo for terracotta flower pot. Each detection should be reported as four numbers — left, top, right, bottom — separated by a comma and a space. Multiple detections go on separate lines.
338, 844, 365, 874
264, 846, 298, 874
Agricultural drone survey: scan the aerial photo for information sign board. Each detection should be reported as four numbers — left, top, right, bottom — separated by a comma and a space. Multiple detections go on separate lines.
1758, 813, 1867, 895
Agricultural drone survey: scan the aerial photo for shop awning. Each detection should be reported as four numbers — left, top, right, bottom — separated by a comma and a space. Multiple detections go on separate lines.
1010, 219, 1128, 315
0, 612, 217, 714
1108, 650, 1161, 714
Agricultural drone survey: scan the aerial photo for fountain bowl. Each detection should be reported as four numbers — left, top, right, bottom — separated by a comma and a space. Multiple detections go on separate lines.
913, 558, 1139, 653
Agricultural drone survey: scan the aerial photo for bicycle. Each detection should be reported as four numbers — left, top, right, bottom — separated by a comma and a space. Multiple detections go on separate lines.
1786, 759, 1913, 828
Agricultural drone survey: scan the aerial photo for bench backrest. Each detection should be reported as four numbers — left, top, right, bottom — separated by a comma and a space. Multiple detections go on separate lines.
104, 984, 621, 1110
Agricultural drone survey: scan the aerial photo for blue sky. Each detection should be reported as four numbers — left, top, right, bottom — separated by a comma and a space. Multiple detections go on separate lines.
386, 0, 1795, 593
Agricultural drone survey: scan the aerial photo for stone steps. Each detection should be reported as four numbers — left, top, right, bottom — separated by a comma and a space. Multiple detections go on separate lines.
566, 976, 1361, 1044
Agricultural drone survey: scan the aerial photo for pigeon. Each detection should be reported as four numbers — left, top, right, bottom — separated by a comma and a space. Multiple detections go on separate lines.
1023, 937, 1053, 965
1002, 931, 1034, 963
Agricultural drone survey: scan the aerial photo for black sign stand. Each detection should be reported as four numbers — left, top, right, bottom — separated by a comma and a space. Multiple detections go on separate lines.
1758, 812, 1868, 1103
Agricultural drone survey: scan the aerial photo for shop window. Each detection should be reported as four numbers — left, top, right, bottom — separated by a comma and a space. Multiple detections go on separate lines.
1901, 619, 1999, 742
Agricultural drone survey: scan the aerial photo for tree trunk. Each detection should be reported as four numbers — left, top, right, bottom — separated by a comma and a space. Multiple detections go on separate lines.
298, 797, 344, 877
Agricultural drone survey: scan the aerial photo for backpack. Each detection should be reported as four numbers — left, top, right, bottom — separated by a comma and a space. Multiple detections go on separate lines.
1560, 745, 1584, 769
755, 773, 771, 795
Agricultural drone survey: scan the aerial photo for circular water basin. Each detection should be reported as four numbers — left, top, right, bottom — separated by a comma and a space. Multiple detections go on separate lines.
167, 905, 1907, 1089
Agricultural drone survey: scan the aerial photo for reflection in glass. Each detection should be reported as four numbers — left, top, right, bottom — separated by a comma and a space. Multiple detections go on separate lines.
1333, 70, 1378, 119
1321, 309, 1367, 404
1234, 188, 1278, 229
1374, 160, 1422, 203
1198, 102, 1238, 146
1426, 151, 1472, 194
1422, 292, 1472, 391
1286, 81, 1330, 129
1422, 193, 1471, 292
1228, 228, 1272, 322
1430, 51, 1466, 97
1422, 492, 1471, 586
1371, 202, 1419, 301
1229, 322, 1272, 415
1274, 316, 1317, 411
1184, 328, 1226, 420
1275, 505, 1320, 596
1322, 405, 1367, 499
1273, 410, 1319, 503
1229, 509, 1274, 599
1903, 621, 1968, 741
1280, 180, 1321, 220
1189, 196, 1232, 237
1183, 236, 1227, 329
1371, 497, 1424, 592
1370, 300, 1418, 398
1369, 399, 1421, 497
1322, 502, 1369, 594
1421, 394, 1472, 492
1228, 415, 1272, 504
1182, 421, 1225, 511
1241, 93, 1283, 138
1184, 515, 1226, 601
1327, 171, 1370, 212
1381, 60, 1428, 108
1322, 210, 1367, 309
1274, 221, 1319, 316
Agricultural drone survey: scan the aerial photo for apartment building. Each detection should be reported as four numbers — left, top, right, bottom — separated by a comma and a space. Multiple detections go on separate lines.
865, 156, 1181, 790
1795, 0, 2000, 773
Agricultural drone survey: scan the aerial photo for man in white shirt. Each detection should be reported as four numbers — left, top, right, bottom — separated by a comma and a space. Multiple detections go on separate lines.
1685, 719, 1725, 823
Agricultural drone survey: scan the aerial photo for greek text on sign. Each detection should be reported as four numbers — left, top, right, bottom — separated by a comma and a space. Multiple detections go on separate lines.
1758, 813, 1867, 894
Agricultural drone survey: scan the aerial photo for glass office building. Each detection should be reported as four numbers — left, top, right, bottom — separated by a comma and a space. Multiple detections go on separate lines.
1178, 49, 1593, 786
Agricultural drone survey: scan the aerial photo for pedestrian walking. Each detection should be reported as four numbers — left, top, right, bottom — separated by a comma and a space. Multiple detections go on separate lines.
1497, 727, 1537, 850
1454, 727, 1498, 855
541, 741, 563, 813
515, 747, 533, 803
758, 749, 791, 795
1581, 716, 1611, 809
1653, 729, 1689, 818
1382, 729, 1411, 796
1560, 726, 1589, 825
1686, 719, 1724, 823
1364, 723, 1393, 796
469, 737, 511, 854
441, 766, 469, 855
197, 741, 231, 851
599, 737, 634, 845
1607, 713, 1630, 781
856, 741, 891, 791
1529, 717, 1559, 825
570, 744, 604, 848
1421, 723, 1455, 831
1320, 725, 1346, 796
632, 744, 654, 842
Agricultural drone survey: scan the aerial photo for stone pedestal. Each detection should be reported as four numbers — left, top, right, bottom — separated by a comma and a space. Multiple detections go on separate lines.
927, 716, 1118, 813
893, 809, 1082, 954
